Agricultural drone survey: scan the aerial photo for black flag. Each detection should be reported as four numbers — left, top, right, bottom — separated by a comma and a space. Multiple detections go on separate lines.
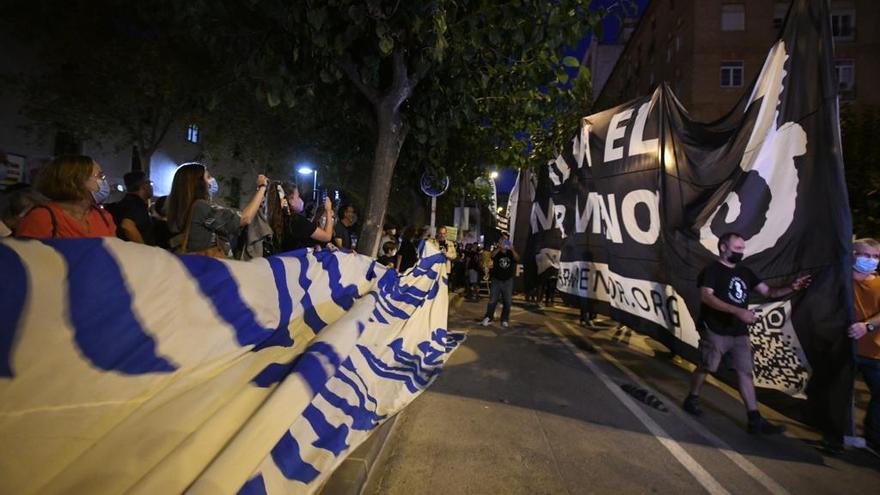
535, 0, 852, 437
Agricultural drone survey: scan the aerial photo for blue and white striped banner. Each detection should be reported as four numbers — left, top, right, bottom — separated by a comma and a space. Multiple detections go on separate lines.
0, 237, 461, 494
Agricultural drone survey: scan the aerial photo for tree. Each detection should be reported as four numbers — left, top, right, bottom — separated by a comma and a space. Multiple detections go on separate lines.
1, 0, 218, 176
842, 105, 880, 237
186, 0, 607, 255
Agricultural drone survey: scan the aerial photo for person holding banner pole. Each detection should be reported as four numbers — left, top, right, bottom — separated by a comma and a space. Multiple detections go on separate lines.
481, 235, 519, 328
846, 238, 880, 452
683, 232, 811, 435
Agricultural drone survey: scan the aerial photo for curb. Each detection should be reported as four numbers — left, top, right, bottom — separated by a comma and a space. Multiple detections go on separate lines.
318, 416, 398, 495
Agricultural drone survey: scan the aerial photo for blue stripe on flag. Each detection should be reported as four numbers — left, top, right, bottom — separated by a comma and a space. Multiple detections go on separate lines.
0, 244, 27, 377
297, 352, 330, 394
318, 379, 384, 430
251, 361, 295, 388
357, 345, 432, 394
251, 343, 340, 389
287, 251, 327, 333
315, 250, 359, 310
342, 359, 380, 410
237, 474, 268, 495
53, 239, 176, 374
304, 404, 349, 456
180, 255, 292, 349
271, 431, 320, 483
253, 257, 296, 351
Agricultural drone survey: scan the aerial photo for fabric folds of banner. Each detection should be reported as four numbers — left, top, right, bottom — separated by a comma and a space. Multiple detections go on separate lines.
0, 237, 460, 495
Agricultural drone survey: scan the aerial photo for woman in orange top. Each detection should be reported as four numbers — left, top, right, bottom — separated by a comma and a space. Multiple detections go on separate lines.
16, 155, 116, 239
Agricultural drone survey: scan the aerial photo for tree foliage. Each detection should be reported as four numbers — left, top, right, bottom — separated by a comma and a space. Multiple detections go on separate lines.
4, 0, 612, 253
0, 0, 221, 173
184, 0, 606, 254
843, 105, 880, 238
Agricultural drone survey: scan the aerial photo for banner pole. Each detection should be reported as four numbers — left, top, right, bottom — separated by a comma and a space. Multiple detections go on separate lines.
430, 196, 437, 237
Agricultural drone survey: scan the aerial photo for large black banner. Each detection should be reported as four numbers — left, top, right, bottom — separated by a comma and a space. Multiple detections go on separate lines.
530, 0, 853, 405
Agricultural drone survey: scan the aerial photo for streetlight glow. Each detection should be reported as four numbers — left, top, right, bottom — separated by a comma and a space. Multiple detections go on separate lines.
489, 171, 499, 179
296, 163, 318, 200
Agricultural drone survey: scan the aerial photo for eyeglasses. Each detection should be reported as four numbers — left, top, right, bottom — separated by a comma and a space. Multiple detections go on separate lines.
90, 172, 107, 181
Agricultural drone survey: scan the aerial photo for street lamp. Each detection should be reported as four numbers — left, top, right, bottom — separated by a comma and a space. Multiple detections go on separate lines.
489, 170, 499, 179
297, 165, 317, 201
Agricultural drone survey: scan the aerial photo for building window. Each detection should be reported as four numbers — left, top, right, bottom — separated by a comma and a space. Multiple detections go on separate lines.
720, 61, 744, 87
835, 59, 855, 95
186, 124, 199, 143
721, 4, 745, 31
831, 10, 855, 41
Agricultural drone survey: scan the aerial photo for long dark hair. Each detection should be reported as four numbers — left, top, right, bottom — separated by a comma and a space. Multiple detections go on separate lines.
267, 181, 297, 248
166, 163, 209, 233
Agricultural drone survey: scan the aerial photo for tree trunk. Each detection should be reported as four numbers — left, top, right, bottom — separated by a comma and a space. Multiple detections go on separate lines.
139, 150, 153, 178
357, 104, 406, 256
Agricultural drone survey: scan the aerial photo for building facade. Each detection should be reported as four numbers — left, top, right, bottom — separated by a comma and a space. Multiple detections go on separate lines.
592, 0, 879, 121
0, 32, 252, 203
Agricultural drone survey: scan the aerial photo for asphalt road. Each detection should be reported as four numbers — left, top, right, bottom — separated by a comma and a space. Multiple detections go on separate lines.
362, 298, 880, 495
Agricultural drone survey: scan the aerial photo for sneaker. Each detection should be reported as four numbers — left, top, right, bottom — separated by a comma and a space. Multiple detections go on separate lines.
481, 317, 491, 327
501, 321, 509, 328
682, 395, 703, 416
748, 417, 786, 435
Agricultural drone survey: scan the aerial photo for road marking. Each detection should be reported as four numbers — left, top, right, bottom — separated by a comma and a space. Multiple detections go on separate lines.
558, 320, 791, 495
544, 320, 731, 495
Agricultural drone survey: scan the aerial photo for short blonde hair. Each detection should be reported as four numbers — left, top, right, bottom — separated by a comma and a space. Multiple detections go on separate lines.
37, 155, 97, 201
854, 238, 880, 250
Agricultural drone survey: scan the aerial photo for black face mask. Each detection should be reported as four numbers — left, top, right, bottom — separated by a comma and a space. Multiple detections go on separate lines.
727, 252, 744, 263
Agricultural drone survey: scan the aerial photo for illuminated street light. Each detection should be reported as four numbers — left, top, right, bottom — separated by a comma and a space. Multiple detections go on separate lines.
489, 171, 499, 179
297, 164, 318, 200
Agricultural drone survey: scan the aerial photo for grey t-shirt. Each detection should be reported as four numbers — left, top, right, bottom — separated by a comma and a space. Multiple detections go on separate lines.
173, 199, 240, 253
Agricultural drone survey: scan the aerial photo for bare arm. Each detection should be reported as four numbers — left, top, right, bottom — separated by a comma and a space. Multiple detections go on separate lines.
753, 275, 811, 299
119, 218, 144, 244
700, 287, 755, 324
509, 247, 520, 262
310, 198, 334, 243
239, 175, 269, 227
850, 309, 880, 338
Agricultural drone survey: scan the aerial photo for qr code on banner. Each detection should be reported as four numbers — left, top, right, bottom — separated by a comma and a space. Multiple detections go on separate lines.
748, 301, 811, 396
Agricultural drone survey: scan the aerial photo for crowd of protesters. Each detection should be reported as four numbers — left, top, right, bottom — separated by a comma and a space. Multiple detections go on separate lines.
3, 155, 880, 451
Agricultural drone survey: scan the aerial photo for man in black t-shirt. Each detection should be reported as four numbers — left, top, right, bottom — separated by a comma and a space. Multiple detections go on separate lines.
107, 171, 155, 245
334, 204, 356, 249
683, 232, 811, 435
481, 236, 519, 328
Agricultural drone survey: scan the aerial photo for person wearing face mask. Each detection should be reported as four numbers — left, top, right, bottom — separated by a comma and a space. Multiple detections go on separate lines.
682, 232, 811, 435
166, 163, 268, 258
845, 238, 880, 452
16, 155, 116, 239
267, 182, 334, 252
